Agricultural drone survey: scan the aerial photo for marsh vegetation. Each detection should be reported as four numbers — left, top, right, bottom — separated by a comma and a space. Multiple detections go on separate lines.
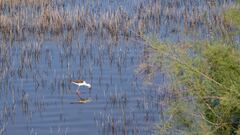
141, 2, 240, 135
0, 0, 239, 135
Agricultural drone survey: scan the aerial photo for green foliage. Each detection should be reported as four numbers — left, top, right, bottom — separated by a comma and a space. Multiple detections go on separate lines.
221, 7, 240, 43
143, 3, 240, 135
154, 100, 213, 135
224, 8, 240, 30
186, 43, 240, 134
237, 0, 240, 4
148, 40, 240, 135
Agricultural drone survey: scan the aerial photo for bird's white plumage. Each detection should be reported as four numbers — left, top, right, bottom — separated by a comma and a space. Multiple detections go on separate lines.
72, 81, 91, 88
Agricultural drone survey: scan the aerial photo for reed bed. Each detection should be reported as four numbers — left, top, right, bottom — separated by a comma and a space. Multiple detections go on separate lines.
0, 0, 234, 42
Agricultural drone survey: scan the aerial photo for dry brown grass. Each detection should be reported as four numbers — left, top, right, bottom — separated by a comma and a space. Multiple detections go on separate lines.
0, 15, 12, 33
0, 0, 234, 42
0, 0, 52, 8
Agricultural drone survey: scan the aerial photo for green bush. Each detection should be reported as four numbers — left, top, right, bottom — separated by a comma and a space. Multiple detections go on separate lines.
224, 8, 240, 31
146, 4, 240, 135
150, 40, 240, 135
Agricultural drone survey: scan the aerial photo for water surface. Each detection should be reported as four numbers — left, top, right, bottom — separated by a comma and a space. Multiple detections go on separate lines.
0, 0, 235, 134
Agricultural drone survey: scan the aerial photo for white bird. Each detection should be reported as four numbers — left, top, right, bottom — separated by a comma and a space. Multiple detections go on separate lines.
71, 80, 91, 99
71, 80, 91, 88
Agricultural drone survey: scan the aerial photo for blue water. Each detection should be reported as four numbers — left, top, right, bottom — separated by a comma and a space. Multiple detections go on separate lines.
0, 34, 160, 134
0, 0, 236, 134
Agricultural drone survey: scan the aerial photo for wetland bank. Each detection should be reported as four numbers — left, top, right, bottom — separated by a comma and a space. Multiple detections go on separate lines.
0, 0, 239, 135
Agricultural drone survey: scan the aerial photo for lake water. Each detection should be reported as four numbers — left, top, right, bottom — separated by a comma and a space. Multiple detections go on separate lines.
0, 34, 162, 134
0, 0, 235, 135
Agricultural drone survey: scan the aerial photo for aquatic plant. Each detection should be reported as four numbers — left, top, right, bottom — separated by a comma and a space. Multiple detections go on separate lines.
0, 0, 234, 43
